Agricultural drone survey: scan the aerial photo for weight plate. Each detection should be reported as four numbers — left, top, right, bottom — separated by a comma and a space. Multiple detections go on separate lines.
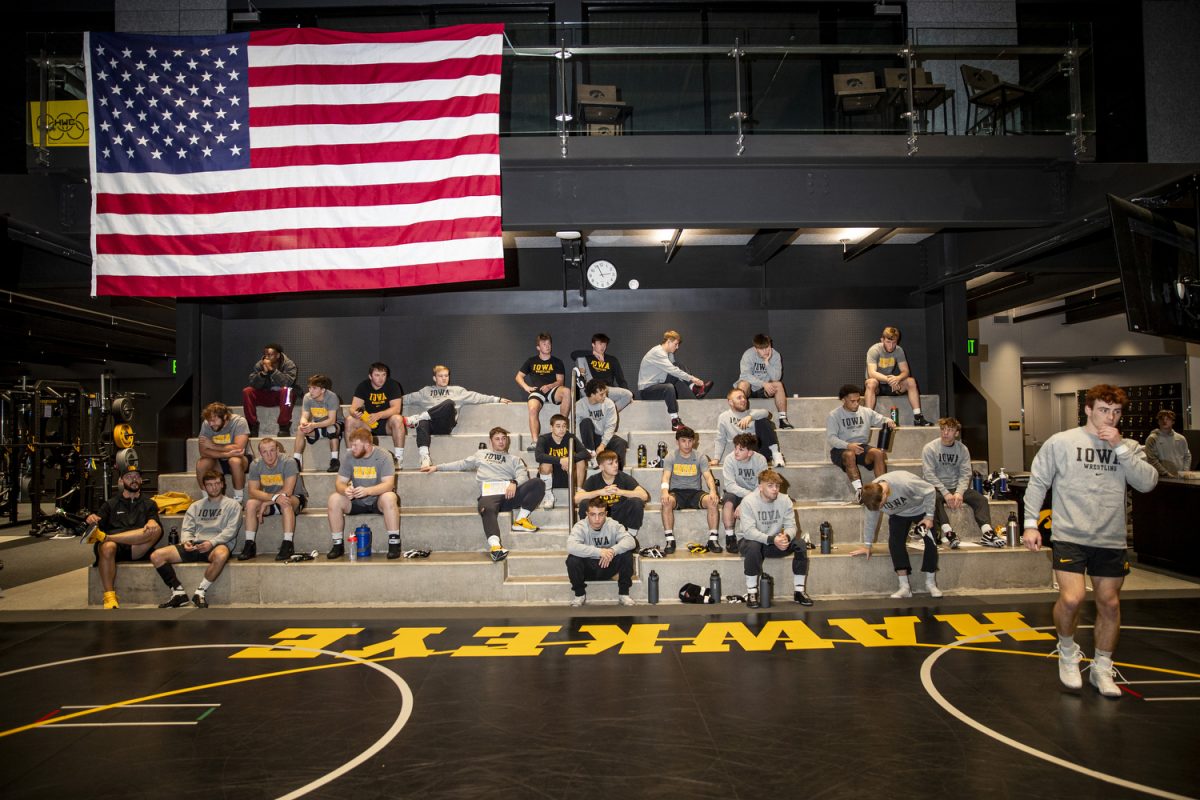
113, 424, 135, 448
111, 397, 134, 423
114, 447, 139, 470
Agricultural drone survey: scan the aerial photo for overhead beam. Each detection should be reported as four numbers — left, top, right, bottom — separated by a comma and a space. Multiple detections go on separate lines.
745, 229, 794, 266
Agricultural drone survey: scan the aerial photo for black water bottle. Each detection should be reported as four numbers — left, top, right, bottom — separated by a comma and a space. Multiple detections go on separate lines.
648, 570, 659, 604
709, 569, 722, 601
637, 444, 647, 468
819, 521, 832, 555
877, 423, 894, 451
168, 526, 180, 545
760, 573, 773, 608
657, 441, 668, 461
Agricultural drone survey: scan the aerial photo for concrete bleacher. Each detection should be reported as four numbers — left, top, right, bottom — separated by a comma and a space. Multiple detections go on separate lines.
91, 394, 1052, 606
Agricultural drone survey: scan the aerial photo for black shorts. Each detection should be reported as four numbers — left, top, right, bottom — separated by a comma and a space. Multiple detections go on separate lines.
102, 531, 163, 563
305, 420, 344, 443
171, 544, 223, 563
217, 455, 250, 474
1051, 541, 1130, 578
348, 498, 380, 516
873, 381, 899, 396
670, 489, 709, 510
830, 446, 871, 468
263, 495, 309, 516
721, 492, 746, 508
745, 387, 770, 399
527, 386, 564, 405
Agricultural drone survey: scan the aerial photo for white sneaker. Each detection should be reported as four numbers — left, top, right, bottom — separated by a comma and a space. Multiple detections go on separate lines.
1052, 644, 1083, 690
1087, 658, 1123, 698
541, 493, 555, 510
569, 594, 587, 607
773, 454, 787, 468
890, 585, 912, 599
618, 595, 636, 606
924, 573, 943, 598
419, 454, 433, 469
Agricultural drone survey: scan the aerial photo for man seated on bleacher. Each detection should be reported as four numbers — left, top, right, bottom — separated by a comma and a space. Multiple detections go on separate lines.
864, 326, 932, 426
720, 433, 769, 554
402, 364, 511, 469
827, 384, 894, 504
571, 332, 633, 410
239, 437, 307, 562
637, 330, 714, 432
922, 417, 995, 549
575, 379, 628, 470
242, 343, 298, 437
711, 387, 786, 470
535, 414, 588, 510
566, 497, 638, 608
660, 426, 720, 555
327, 428, 402, 560
293, 374, 344, 474
421, 426, 544, 563
195, 401, 252, 502
346, 362, 407, 469
734, 333, 793, 429
574, 450, 649, 541
736, 468, 811, 608
151, 469, 241, 609
82, 465, 162, 610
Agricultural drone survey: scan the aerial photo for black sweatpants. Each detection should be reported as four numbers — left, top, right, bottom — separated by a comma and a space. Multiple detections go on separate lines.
749, 418, 779, 458
415, 400, 457, 448
638, 363, 695, 415
933, 489, 991, 530
566, 551, 634, 596
576, 497, 646, 530
477, 479, 545, 542
738, 537, 809, 577
578, 420, 628, 469
887, 514, 938, 574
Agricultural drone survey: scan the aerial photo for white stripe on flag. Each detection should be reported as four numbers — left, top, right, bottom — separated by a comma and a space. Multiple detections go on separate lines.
249, 113, 497, 149
247, 35, 503, 68
248, 74, 500, 109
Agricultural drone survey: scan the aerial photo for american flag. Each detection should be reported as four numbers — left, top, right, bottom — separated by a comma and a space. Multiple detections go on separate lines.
85, 24, 505, 297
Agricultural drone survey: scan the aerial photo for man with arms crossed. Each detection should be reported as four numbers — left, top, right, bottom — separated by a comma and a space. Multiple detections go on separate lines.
566, 497, 638, 608
195, 401, 252, 502
736, 469, 811, 607
1022, 384, 1158, 698
403, 364, 511, 469
734, 334, 792, 428
864, 326, 932, 426
327, 428, 403, 560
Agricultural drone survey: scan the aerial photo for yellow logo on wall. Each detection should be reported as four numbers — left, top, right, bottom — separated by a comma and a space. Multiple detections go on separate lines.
29, 100, 89, 147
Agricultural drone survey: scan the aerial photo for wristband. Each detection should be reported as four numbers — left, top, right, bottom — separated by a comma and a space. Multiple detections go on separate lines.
1024, 519, 1038, 531
660, 482, 669, 490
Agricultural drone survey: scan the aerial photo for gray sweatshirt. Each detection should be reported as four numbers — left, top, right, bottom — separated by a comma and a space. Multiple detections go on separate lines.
736, 490, 797, 544
736, 347, 782, 389
566, 517, 637, 558
182, 495, 243, 547
637, 344, 696, 389
1144, 429, 1192, 476
439, 449, 530, 494
401, 385, 502, 413
826, 405, 889, 449
1023, 427, 1158, 549
247, 352, 298, 389
575, 396, 619, 448
713, 407, 771, 463
921, 439, 972, 495
861, 471, 935, 544
722, 451, 770, 498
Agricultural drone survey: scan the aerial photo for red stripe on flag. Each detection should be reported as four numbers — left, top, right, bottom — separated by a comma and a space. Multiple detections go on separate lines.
95, 258, 505, 297
97, 175, 500, 216
250, 134, 498, 168
248, 55, 501, 87
249, 23, 503, 48
250, 94, 498, 127
97, 217, 501, 257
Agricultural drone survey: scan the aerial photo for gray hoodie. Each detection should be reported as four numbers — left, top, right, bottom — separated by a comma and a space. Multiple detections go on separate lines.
637, 344, 697, 389
401, 385, 502, 413
713, 407, 771, 463
575, 396, 619, 448
567, 517, 636, 558
1023, 427, 1158, 549
722, 451, 770, 498
439, 449, 531, 494
736, 490, 797, 544
861, 471, 935, 544
736, 347, 782, 389
247, 352, 297, 389
826, 405, 889, 449
1144, 429, 1192, 476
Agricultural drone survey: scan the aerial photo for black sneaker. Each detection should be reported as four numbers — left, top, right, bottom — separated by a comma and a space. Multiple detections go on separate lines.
945, 530, 961, 549
913, 414, 933, 427
777, 418, 794, 429
236, 540, 257, 561
747, 591, 760, 609
794, 590, 814, 606
663, 538, 677, 556
706, 537, 723, 554
327, 457, 340, 473
277, 424, 291, 437
159, 592, 191, 608
327, 543, 345, 560
275, 540, 295, 561
387, 541, 402, 559
248, 422, 260, 437
691, 380, 714, 399
725, 533, 738, 553
191, 592, 209, 609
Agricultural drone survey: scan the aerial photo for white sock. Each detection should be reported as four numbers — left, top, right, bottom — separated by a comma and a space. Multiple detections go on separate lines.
770, 445, 781, 457
852, 479, 863, 490
779, 412, 788, 419
746, 575, 760, 592
419, 446, 430, 457
415, 411, 431, 423
664, 530, 674, 539
487, 535, 502, 549
1058, 633, 1076, 650
330, 448, 339, 458
708, 531, 719, 540
172, 587, 187, 596
232, 489, 244, 501
941, 524, 952, 533
515, 508, 531, 522
283, 532, 294, 541
541, 473, 553, 493
724, 528, 734, 536
981, 524, 993, 534
897, 574, 911, 589
244, 530, 257, 541
670, 413, 680, 421
914, 407, 923, 416
197, 578, 213, 592
394, 447, 404, 460
794, 575, 806, 591
293, 453, 303, 465
331, 532, 344, 544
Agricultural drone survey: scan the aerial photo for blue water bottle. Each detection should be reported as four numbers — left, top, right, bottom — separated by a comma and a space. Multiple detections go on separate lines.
355, 523, 372, 559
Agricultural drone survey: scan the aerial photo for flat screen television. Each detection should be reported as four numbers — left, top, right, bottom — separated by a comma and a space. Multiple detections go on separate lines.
1107, 194, 1199, 344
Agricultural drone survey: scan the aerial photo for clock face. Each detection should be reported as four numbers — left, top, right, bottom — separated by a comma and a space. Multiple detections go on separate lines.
586, 259, 618, 289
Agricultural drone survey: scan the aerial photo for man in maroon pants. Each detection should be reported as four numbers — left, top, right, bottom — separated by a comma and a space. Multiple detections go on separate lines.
242, 343, 298, 437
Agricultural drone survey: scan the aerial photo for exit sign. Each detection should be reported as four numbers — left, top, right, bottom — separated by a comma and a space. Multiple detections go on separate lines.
966, 338, 978, 356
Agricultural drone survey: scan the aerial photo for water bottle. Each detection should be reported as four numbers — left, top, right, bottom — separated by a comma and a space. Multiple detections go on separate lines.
355, 523, 372, 559
819, 521, 832, 554
168, 526, 180, 545
890, 406, 900, 425
647, 570, 659, 604
479, 441, 487, 449
356, 408, 378, 430
1006, 512, 1019, 548
347, 529, 358, 562
998, 468, 1009, 496
709, 569, 722, 601
657, 441, 668, 461
972, 471, 983, 494
876, 423, 893, 451
637, 444, 647, 468
760, 573, 773, 608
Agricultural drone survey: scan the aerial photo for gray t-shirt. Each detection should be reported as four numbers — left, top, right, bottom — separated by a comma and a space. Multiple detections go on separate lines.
337, 447, 395, 505
302, 390, 343, 424
663, 448, 710, 492
866, 342, 907, 378
199, 414, 252, 457
248, 456, 308, 498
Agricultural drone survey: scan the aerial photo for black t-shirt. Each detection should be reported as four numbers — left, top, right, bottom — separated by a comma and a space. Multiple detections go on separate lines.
97, 494, 161, 534
571, 349, 628, 389
536, 433, 587, 466
354, 378, 404, 414
520, 355, 565, 389
582, 471, 641, 508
